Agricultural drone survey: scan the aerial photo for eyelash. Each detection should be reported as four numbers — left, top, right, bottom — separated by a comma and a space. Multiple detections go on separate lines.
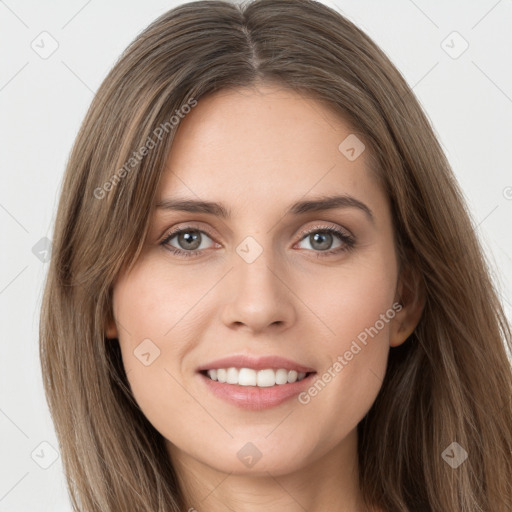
160, 223, 356, 259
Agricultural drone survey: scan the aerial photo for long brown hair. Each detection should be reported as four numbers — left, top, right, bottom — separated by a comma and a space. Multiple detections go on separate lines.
39, 1, 512, 510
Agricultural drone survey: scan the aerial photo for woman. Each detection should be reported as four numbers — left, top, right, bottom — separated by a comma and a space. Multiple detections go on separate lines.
39, 1, 512, 511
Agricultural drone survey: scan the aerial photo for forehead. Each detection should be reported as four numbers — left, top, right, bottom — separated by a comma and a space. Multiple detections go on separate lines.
157, 84, 384, 218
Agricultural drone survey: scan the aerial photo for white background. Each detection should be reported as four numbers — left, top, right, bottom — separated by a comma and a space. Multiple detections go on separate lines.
1, 0, 511, 510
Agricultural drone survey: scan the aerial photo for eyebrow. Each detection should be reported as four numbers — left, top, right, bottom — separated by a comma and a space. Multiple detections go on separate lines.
155, 194, 375, 224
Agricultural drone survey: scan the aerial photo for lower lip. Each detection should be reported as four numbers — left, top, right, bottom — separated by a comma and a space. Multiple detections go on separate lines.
198, 371, 317, 410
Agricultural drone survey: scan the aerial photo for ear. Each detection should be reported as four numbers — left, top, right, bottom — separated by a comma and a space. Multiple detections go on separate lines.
104, 304, 119, 340
389, 261, 425, 348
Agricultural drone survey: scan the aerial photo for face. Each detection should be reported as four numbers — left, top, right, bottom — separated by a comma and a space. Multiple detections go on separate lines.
107, 83, 417, 479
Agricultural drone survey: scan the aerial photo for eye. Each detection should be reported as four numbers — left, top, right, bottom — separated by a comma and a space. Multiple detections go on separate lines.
160, 223, 356, 259
160, 226, 217, 258
295, 224, 355, 257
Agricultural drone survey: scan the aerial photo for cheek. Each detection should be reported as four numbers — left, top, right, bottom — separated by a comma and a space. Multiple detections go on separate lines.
295, 249, 397, 426
111, 261, 200, 411
306, 247, 398, 347
113, 256, 210, 348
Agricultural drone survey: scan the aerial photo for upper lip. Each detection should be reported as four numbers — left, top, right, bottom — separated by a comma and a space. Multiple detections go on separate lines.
197, 354, 316, 373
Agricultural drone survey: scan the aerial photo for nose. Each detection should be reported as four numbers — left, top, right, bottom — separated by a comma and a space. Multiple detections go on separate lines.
219, 246, 297, 335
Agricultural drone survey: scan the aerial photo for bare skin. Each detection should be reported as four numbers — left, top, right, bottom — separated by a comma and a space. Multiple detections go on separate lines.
106, 83, 423, 512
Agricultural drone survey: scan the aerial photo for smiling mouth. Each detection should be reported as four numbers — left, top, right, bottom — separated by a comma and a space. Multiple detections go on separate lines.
199, 368, 316, 387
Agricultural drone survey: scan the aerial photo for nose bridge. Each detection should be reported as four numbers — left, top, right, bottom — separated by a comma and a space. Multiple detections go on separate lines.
220, 233, 296, 331
234, 234, 281, 300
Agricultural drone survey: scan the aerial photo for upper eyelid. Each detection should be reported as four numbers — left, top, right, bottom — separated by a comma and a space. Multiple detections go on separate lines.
161, 223, 217, 242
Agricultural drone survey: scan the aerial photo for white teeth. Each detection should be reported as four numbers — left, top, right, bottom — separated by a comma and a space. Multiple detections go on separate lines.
288, 370, 298, 383
205, 367, 309, 386
275, 369, 289, 385
257, 369, 276, 387
239, 368, 257, 386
